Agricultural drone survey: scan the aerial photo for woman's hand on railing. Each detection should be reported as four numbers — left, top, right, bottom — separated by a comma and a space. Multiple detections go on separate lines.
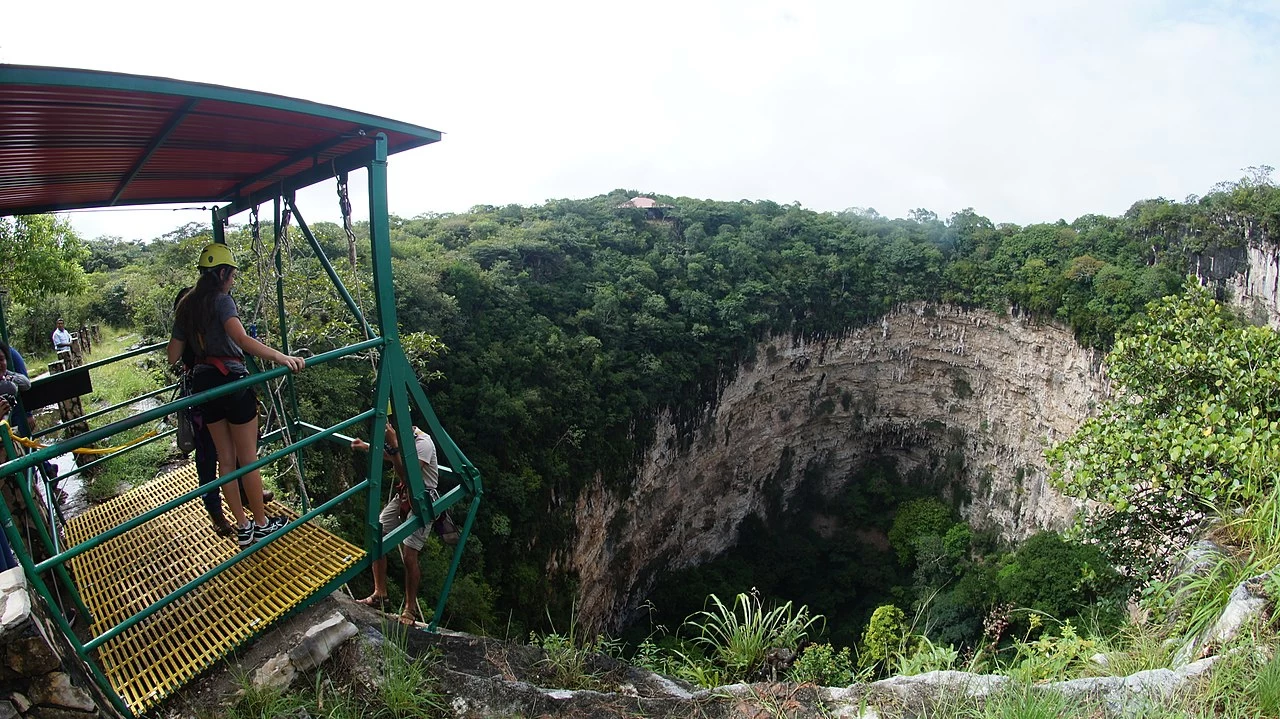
275, 353, 305, 372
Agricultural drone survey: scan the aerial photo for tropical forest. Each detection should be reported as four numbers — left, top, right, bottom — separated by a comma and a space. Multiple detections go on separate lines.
5, 166, 1280, 717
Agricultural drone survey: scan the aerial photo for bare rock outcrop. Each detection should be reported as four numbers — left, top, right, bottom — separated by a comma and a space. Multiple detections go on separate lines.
564, 305, 1109, 632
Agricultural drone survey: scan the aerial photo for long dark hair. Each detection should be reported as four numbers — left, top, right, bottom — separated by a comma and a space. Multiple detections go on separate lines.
175, 265, 234, 357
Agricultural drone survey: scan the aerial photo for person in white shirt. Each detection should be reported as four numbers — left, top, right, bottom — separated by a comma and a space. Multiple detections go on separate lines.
51, 319, 72, 353
351, 419, 441, 625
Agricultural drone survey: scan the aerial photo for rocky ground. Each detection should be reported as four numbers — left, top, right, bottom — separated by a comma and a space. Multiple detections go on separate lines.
146, 575, 1271, 719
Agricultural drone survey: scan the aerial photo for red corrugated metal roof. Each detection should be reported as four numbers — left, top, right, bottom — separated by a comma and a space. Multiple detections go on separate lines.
0, 65, 442, 216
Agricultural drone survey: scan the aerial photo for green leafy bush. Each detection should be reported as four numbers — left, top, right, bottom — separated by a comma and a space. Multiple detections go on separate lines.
995, 532, 1122, 634
1050, 281, 1280, 513
788, 643, 854, 686
889, 498, 954, 566
859, 604, 918, 676
1005, 621, 1098, 683
897, 635, 959, 676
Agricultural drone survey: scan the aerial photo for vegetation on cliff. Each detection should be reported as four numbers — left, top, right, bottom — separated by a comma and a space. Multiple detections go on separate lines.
5, 172, 1280, 670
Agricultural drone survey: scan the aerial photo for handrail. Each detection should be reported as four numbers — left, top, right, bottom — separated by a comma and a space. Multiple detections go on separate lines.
28, 341, 166, 385
32, 383, 179, 439
34, 408, 375, 576
295, 420, 458, 476
0, 337, 384, 477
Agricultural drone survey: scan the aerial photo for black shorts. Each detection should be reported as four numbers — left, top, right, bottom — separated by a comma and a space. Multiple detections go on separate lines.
191, 368, 258, 425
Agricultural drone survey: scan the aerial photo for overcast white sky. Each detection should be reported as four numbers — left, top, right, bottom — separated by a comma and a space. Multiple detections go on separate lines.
4, 0, 1279, 242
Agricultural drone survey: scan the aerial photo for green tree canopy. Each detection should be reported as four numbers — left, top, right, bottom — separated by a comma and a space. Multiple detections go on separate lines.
0, 215, 88, 303
1049, 280, 1280, 513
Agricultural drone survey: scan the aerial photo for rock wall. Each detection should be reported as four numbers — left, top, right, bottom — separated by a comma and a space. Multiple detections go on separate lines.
0, 567, 122, 719
564, 305, 1109, 632
1195, 242, 1280, 328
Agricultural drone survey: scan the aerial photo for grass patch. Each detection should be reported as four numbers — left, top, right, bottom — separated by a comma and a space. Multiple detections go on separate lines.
529, 608, 618, 691
36, 329, 175, 500
86, 439, 169, 502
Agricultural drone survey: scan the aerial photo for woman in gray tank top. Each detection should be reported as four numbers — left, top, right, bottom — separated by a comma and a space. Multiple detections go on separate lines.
169, 242, 306, 548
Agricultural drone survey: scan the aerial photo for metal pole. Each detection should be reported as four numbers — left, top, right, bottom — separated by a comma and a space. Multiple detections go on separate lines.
366, 136, 425, 532
364, 135, 401, 561
212, 207, 225, 244
288, 202, 374, 339
429, 495, 480, 632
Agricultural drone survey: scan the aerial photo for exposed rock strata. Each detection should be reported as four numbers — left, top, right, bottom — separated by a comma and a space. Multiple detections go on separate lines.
565, 305, 1109, 632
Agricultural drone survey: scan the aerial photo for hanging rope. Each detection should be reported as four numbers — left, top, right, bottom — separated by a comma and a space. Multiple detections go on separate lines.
328, 168, 380, 370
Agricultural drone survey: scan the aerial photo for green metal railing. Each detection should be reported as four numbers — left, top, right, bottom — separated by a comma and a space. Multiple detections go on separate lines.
32, 383, 178, 439
0, 132, 483, 718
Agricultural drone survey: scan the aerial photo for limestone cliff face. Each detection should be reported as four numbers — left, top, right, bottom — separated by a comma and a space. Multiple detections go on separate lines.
564, 305, 1109, 633
1195, 241, 1280, 328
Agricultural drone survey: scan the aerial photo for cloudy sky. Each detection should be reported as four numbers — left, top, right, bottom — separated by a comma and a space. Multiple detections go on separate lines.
4, 0, 1278, 242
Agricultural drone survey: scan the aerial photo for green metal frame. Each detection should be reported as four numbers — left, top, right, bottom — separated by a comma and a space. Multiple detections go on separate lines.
0, 123, 480, 716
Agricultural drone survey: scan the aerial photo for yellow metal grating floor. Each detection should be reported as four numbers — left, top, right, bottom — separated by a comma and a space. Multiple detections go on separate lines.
63, 463, 364, 715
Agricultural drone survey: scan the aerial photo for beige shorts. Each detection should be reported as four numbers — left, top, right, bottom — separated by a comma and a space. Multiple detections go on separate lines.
378, 498, 427, 552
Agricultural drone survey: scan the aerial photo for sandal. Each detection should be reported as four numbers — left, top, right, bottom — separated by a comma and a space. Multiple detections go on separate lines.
398, 610, 420, 626
355, 594, 388, 610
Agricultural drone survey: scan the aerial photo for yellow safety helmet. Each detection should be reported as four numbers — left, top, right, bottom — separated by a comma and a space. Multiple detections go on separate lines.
196, 243, 236, 269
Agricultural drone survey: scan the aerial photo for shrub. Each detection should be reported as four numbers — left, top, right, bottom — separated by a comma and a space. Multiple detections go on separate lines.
788, 643, 854, 686
995, 532, 1122, 634
889, 498, 954, 566
859, 604, 918, 676
1005, 620, 1098, 683
897, 635, 959, 676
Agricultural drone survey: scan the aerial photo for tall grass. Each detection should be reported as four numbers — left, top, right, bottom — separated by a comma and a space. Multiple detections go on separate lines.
528, 607, 617, 690
1147, 477, 1280, 646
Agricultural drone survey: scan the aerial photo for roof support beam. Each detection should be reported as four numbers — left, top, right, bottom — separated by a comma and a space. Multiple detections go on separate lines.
108, 98, 198, 206
224, 133, 364, 203
215, 144, 378, 221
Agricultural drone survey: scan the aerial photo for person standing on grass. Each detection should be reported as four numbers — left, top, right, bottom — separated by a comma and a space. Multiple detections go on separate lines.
51, 318, 71, 354
167, 242, 304, 548
351, 416, 440, 625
